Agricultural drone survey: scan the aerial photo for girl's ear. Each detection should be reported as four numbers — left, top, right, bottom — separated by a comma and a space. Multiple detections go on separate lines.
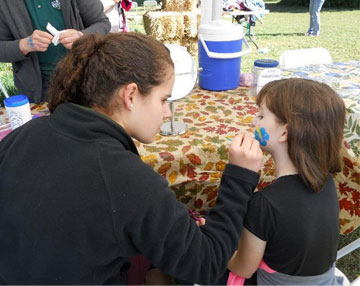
279, 124, 288, 143
117, 83, 138, 111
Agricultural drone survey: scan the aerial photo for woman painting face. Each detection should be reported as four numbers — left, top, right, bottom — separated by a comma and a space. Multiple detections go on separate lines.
125, 71, 175, 144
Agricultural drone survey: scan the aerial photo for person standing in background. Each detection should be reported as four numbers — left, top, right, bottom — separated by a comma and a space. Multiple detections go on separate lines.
101, 0, 132, 32
306, 0, 325, 36
0, 0, 110, 103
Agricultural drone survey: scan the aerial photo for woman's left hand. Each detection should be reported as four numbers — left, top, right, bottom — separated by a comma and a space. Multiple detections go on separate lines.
59, 29, 84, 49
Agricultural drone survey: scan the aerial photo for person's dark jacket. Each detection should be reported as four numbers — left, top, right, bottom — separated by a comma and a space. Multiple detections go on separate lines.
0, 103, 259, 284
0, 0, 110, 103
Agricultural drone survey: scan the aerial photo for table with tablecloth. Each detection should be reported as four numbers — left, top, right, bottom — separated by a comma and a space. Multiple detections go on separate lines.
133, 84, 359, 235
3, 66, 359, 234
282, 61, 360, 153
282, 61, 360, 103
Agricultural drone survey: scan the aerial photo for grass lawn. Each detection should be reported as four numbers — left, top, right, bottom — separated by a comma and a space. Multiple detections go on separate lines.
0, 2, 359, 281
238, 4, 360, 72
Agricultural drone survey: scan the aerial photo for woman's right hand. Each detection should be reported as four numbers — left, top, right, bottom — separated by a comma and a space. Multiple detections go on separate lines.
228, 133, 263, 173
19, 30, 53, 55
196, 217, 206, 227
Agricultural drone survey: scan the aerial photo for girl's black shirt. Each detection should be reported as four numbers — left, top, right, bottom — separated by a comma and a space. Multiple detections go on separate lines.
244, 175, 339, 276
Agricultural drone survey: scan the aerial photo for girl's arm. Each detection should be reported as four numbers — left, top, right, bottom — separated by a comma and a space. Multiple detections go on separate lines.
227, 228, 267, 278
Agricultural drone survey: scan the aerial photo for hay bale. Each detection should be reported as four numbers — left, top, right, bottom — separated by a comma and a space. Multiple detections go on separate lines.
183, 0, 198, 11
181, 37, 198, 57
161, 14, 178, 39
143, 12, 164, 40
161, 0, 178, 11
183, 12, 200, 38
163, 37, 197, 57
162, 0, 198, 12
176, 14, 185, 39
143, 11, 200, 56
143, 11, 184, 41
163, 39, 182, 46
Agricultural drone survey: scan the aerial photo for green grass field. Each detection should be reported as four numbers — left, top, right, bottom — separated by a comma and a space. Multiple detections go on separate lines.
238, 4, 360, 72
0, 2, 359, 281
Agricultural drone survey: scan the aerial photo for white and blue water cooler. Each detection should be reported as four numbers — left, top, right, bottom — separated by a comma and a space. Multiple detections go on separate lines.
198, 0, 251, 91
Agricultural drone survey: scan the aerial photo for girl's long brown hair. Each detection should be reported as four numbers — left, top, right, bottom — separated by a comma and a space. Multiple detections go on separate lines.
47, 32, 174, 113
256, 78, 345, 192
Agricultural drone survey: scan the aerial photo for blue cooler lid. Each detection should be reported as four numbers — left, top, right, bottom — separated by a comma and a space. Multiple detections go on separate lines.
4, 94, 29, 107
254, 59, 279, 68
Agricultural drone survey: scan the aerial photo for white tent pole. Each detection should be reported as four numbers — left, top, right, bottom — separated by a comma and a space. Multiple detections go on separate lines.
212, 0, 222, 21
201, 0, 212, 25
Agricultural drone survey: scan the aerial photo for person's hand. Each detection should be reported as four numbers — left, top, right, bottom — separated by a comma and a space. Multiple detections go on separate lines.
144, 268, 171, 285
196, 217, 206, 227
59, 29, 84, 50
228, 133, 263, 173
19, 30, 53, 55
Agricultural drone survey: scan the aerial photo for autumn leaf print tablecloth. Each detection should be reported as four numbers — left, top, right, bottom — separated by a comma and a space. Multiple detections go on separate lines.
135, 84, 359, 235
8, 73, 360, 234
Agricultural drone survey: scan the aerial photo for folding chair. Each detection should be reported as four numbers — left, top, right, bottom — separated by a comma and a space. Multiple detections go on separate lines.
131, 1, 138, 13
126, 1, 140, 28
279, 48, 333, 69
222, 0, 269, 49
143, 0, 158, 11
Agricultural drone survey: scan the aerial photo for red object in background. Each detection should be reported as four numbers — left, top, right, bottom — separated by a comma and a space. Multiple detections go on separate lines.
121, 0, 132, 11
0, 122, 11, 141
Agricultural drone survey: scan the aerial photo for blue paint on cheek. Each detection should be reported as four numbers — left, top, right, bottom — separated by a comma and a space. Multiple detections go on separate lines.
254, 127, 270, 146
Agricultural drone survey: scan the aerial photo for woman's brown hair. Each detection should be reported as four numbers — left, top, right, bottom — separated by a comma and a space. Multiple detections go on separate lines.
47, 32, 174, 113
256, 78, 345, 192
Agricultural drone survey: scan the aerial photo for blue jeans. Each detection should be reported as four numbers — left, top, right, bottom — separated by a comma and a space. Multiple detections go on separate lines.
308, 0, 325, 35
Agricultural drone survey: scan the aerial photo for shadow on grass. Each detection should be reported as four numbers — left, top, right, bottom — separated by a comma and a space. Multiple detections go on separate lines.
255, 32, 305, 36
265, 3, 308, 12
265, 3, 358, 12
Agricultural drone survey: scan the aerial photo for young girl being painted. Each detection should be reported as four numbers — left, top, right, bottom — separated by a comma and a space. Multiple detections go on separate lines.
227, 78, 346, 285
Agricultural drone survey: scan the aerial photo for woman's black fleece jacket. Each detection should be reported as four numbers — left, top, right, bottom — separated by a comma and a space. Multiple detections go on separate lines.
0, 103, 259, 285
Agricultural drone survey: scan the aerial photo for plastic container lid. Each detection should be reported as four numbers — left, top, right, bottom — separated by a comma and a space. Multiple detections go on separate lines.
254, 59, 279, 68
4, 95, 29, 108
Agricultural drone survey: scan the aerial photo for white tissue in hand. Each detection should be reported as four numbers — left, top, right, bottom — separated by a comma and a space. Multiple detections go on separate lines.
46, 23, 62, 46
